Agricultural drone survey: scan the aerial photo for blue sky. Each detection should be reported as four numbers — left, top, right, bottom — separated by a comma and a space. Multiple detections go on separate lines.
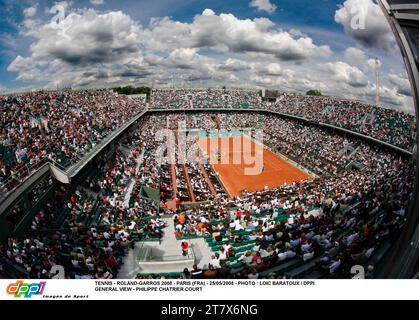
0, 0, 414, 112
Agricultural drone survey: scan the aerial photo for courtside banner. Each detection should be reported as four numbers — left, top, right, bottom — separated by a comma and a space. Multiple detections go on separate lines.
0, 279, 418, 300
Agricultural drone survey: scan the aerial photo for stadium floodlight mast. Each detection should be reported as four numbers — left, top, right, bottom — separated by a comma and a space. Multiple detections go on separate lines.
374, 57, 381, 108
378, 0, 419, 279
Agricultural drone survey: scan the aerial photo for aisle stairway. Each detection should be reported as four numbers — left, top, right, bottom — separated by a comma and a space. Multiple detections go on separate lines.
117, 217, 212, 278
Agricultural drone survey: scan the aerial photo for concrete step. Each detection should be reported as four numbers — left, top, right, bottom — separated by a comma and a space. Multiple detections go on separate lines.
118, 217, 214, 277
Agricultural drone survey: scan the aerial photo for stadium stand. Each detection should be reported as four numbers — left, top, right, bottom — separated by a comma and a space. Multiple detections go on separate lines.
0, 90, 145, 199
268, 93, 415, 151
151, 89, 261, 110
0, 89, 415, 279
149, 90, 415, 151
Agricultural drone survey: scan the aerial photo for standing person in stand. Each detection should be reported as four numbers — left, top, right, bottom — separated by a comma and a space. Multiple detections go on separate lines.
181, 240, 189, 256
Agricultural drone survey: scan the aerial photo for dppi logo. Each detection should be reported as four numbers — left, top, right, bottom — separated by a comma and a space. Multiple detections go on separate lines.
6, 280, 46, 298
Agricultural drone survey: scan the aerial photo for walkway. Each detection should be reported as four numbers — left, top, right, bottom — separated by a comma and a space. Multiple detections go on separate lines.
123, 149, 145, 207
197, 158, 217, 196
167, 133, 178, 211
117, 217, 213, 278
176, 131, 196, 202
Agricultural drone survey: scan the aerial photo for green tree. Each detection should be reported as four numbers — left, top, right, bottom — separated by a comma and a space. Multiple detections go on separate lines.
113, 86, 151, 100
306, 90, 322, 96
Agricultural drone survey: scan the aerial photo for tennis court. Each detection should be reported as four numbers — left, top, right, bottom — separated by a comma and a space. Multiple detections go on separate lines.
197, 133, 312, 197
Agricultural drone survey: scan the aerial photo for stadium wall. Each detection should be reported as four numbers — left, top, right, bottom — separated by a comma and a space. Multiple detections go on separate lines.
0, 164, 52, 241
377, 0, 419, 278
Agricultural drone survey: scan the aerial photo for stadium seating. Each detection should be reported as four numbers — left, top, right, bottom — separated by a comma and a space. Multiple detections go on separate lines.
0, 90, 414, 279
0, 90, 145, 197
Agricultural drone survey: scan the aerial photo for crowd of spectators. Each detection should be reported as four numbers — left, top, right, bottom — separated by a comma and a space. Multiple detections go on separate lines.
0, 89, 145, 196
2, 227, 134, 279
151, 89, 261, 110
167, 112, 365, 177
165, 112, 414, 278
0, 116, 169, 279
150, 90, 415, 151
268, 93, 415, 151
0, 89, 415, 279
169, 147, 413, 278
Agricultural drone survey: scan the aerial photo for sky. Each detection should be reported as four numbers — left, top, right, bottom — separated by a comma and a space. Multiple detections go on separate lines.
0, 0, 414, 112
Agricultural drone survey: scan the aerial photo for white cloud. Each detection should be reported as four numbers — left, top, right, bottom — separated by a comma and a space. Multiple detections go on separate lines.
167, 48, 215, 71
23, 5, 38, 18
344, 47, 367, 65
217, 58, 250, 72
344, 47, 382, 72
249, 74, 278, 87
168, 48, 201, 68
10, 7, 333, 90
144, 48, 215, 76
8, 9, 148, 88
289, 28, 307, 38
254, 62, 292, 77
27, 9, 142, 65
0, 85, 9, 94
7, 55, 44, 81
46, 1, 70, 13
387, 73, 412, 96
90, 0, 104, 5
143, 10, 332, 62
323, 61, 368, 88
202, 8, 215, 16
367, 84, 406, 108
262, 62, 282, 76
6, 5, 413, 112
250, 0, 277, 14
335, 0, 394, 50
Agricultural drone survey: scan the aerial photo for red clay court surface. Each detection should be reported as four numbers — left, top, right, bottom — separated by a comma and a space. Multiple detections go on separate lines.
197, 135, 312, 197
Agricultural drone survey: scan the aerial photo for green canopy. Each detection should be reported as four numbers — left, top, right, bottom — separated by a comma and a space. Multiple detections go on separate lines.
141, 186, 160, 204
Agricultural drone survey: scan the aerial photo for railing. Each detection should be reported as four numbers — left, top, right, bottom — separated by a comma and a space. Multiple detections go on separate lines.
0, 160, 51, 208
0, 254, 29, 279
66, 110, 147, 178
0, 158, 48, 201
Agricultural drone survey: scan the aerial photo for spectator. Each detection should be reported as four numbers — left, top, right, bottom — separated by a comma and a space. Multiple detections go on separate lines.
191, 264, 203, 279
